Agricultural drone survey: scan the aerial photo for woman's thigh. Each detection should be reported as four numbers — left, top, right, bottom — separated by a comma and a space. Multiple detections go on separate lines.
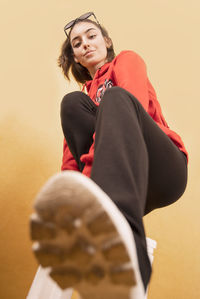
140, 110, 188, 215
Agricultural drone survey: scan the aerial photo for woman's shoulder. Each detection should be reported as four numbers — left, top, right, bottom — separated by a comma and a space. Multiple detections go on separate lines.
112, 50, 146, 66
115, 50, 144, 59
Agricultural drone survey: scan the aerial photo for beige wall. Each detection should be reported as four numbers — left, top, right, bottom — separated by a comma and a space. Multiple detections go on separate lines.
0, 0, 199, 298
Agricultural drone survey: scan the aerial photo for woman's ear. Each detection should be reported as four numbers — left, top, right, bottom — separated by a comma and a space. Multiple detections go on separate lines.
71, 48, 79, 63
74, 56, 79, 63
72, 51, 78, 63
104, 37, 112, 49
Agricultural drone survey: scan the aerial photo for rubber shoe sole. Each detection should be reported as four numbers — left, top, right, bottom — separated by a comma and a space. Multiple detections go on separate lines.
30, 171, 145, 299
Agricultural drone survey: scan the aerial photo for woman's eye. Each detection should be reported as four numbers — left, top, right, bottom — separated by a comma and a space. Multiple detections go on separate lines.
74, 42, 81, 48
89, 34, 96, 39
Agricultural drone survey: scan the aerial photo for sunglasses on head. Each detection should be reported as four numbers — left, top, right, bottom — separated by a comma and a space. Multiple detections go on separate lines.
64, 12, 100, 37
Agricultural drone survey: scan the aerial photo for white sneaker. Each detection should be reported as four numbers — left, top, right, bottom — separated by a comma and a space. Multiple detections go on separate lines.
30, 171, 145, 299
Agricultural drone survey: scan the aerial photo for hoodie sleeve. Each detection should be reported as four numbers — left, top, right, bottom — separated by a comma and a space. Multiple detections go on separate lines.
113, 51, 149, 111
61, 138, 80, 172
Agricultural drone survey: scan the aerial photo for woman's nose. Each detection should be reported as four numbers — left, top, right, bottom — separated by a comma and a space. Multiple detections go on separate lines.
82, 38, 90, 48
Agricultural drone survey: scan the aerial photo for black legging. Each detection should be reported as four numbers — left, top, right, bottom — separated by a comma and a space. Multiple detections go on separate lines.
60, 86, 188, 290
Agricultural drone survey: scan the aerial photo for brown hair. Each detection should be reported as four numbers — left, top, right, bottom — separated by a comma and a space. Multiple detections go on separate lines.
57, 19, 115, 84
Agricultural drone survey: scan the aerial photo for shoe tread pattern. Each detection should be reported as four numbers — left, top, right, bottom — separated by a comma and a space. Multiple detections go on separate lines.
30, 174, 136, 299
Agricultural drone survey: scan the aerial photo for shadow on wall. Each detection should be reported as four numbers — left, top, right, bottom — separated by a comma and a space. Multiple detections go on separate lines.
0, 115, 61, 299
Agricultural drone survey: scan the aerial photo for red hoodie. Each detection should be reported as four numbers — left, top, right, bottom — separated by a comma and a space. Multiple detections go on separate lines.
61, 50, 188, 176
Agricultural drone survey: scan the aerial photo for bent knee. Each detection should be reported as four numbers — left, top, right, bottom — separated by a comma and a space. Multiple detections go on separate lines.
102, 86, 140, 108
61, 91, 84, 111
103, 86, 125, 97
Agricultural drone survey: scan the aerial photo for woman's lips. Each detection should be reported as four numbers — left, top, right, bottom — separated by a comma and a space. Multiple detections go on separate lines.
84, 50, 95, 56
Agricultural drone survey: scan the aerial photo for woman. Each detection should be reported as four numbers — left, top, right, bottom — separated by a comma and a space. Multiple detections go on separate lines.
30, 12, 188, 299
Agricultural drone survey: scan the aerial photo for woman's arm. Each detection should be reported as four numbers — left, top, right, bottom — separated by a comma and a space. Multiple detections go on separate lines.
113, 50, 149, 111
61, 138, 80, 171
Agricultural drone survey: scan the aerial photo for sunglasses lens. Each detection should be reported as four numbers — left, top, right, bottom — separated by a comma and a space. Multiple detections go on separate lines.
79, 12, 93, 20
64, 20, 75, 31
64, 12, 97, 36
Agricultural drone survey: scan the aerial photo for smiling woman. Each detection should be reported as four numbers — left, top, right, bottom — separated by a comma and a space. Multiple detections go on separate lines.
70, 23, 111, 77
30, 11, 188, 299
58, 15, 115, 83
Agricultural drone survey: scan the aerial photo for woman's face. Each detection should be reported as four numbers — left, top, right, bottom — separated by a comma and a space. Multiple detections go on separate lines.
70, 21, 111, 77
